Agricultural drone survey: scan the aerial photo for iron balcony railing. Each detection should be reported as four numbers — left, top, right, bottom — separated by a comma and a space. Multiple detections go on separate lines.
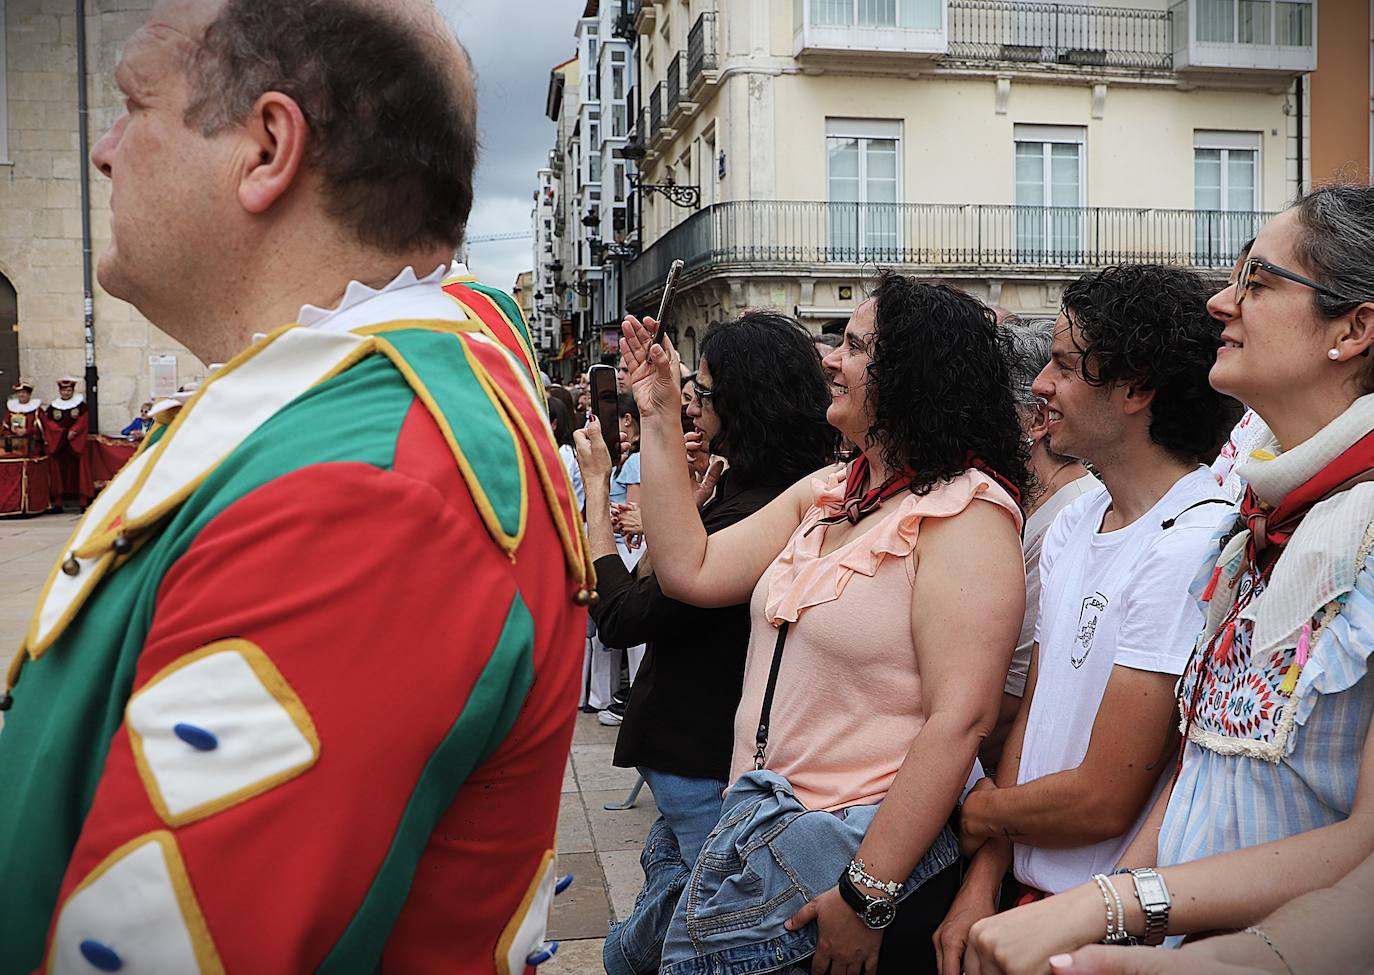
688, 11, 719, 89
626, 200, 1270, 301
948, 0, 1172, 71
649, 82, 665, 137
667, 52, 686, 116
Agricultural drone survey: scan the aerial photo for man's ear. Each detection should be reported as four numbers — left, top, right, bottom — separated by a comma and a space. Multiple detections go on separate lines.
237, 91, 309, 215
1120, 382, 1157, 417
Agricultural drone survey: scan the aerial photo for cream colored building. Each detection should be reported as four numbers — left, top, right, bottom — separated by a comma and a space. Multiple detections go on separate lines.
1, 0, 199, 434
626, 0, 1318, 358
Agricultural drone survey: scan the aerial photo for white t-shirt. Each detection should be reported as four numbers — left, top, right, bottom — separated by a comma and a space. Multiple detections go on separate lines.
1007, 472, 1099, 697
1013, 466, 1234, 894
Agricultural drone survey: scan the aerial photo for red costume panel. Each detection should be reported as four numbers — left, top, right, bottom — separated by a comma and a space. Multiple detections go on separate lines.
44, 401, 94, 509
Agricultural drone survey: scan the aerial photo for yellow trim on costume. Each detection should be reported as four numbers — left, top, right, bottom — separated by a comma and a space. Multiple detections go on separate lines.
371, 335, 527, 554
494, 848, 556, 975
461, 337, 593, 586
49, 830, 225, 975
126, 640, 320, 828
460, 293, 541, 387
19, 320, 473, 660
351, 319, 481, 339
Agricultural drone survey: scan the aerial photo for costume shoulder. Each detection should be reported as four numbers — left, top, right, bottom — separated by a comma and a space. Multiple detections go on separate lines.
439, 274, 541, 394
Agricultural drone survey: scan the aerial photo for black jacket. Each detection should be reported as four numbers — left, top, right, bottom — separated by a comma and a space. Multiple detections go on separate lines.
591, 470, 780, 780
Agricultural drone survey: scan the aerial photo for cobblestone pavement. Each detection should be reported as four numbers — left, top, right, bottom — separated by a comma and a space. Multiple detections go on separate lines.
0, 512, 653, 973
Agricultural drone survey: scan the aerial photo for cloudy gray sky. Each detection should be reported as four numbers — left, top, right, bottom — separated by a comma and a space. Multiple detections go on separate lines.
438, 0, 588, 295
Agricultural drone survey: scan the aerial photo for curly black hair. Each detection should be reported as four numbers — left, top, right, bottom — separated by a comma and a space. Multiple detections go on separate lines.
1061, 264, 1242, 464
699, 312, 836, 489
866, 273, 1031, 502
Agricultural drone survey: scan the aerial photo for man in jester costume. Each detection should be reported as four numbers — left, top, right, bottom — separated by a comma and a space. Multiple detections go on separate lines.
0, 1, 593, 971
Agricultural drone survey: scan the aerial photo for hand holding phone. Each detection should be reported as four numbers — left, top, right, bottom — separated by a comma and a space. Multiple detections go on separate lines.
651, 260, 684, 346
587, 363, 621, 469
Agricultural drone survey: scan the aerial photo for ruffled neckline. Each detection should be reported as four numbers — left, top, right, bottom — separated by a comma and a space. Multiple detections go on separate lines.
763, 467, 1022, 625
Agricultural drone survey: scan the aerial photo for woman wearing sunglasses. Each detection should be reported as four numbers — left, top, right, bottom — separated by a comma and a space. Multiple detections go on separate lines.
966, 184, 1374, 974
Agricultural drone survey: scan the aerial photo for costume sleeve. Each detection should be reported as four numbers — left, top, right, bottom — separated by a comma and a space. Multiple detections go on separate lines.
43, 461, 551, 973
67, 409, 89, 452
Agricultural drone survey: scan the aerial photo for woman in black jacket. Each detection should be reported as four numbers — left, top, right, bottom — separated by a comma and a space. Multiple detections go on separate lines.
578, 312, 834, 974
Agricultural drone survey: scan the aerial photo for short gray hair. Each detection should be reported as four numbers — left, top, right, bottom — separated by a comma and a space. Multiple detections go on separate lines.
1002, 317, 1056, 406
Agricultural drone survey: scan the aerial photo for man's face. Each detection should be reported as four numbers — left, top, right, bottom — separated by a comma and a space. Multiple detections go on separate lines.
90, 1, 229, 320
1030, 313, 1121, 465
57, 382, 76, 400
15, 389, 31, 404
616, 357, 631, 394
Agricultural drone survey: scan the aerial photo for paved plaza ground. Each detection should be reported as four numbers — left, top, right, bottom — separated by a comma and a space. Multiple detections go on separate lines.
0, 512, 653, 973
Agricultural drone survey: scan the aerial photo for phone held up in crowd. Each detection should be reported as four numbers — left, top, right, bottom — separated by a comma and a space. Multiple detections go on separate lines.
588, 363, 621, 468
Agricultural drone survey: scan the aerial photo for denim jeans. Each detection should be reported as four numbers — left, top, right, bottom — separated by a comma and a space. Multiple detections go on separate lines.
659, 770, 960, 975
603, 770, 727, 975
640, 768, 727, 865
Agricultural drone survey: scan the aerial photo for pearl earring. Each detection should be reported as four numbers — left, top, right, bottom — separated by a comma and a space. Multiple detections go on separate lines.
1328, 348, 1342, 361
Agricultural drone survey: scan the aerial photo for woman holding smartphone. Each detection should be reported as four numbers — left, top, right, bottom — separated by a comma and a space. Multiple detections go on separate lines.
624, 273, 1029, 974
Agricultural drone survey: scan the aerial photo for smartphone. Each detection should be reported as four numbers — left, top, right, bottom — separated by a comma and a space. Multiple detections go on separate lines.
588, 363, 622, 468
652, 259, 685, 345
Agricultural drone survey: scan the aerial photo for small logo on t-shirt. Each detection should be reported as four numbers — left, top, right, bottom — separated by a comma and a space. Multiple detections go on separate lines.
1072, 592, 1109, 668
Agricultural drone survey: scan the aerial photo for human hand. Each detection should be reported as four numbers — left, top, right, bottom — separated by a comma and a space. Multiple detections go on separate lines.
960, 777, 996, 858
1047, 944, 1270, 975
693, 458, 724, 509
934, 885, 999, 975
685, 429, 711, 475
573, 420, 614, 489
785, 886, 883, 975
967, 883, 1107, 975
620, 314, 682, 418
612, 503, 642, 536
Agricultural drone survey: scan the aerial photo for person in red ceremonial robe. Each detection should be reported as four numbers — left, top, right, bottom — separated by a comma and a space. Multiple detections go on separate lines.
44, 376, 94, 511
3, 379, 45, 456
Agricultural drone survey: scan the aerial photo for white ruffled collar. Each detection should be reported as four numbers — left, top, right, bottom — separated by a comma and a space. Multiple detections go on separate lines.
50, 394, 84, 410
6, 398, 40, 414
295, 261, 466, 334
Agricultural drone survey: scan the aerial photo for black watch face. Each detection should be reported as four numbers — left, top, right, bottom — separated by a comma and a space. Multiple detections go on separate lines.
863, 899, 897, 930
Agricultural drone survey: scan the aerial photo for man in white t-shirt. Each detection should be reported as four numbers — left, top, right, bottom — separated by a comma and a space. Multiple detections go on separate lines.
936, 264, 1242, 973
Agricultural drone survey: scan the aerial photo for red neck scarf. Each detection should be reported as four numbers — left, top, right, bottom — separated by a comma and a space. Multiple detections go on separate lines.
1239, 427, 1374, 571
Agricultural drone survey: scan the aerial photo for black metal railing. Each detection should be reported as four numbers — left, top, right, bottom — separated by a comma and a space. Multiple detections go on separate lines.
948, 0, 1172, 71
627, 201, 1269, 300
613, 0, 637, 40
667, 52, 686, 116
649, 82, 664, 137
689, 11, 719, 89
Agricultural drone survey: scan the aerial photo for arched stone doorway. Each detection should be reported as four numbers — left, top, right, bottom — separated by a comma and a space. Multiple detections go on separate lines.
0, 274, 17, 392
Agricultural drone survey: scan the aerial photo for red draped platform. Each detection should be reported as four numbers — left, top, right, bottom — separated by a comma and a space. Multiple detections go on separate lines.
0, 456, 54, 517
88, 436, 137, 490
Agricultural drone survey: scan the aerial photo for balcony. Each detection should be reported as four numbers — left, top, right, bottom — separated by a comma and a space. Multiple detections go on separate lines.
613, 0, 638, 40
794, 0, 949, 60
626, 200, 1271, 302
1169, 0, 1315, 75
688, 12, 720, 95
649, 82, 665, 140
635, 0, 657, 34
666, 52, 689, 121
948, 1, 1171, 71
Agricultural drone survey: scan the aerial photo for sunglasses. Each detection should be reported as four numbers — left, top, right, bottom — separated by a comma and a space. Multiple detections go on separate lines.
690, 381, 714, 406
1233, 257, 1357, 306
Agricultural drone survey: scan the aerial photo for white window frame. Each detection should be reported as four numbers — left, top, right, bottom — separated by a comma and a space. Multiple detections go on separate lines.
1193, 130, 1261, 263
825, 118, 903, 261
1013, 123, 1086, 263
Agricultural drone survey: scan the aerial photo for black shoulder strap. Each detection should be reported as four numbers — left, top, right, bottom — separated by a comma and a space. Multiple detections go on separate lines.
752, 622, 789, 771
1161, 497, 1232, 530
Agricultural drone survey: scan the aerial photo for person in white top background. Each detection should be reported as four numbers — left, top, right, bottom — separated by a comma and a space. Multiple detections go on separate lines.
937, 264, 1242, 975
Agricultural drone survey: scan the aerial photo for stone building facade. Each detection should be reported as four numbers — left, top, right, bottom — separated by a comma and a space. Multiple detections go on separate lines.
1, 0, 200, 435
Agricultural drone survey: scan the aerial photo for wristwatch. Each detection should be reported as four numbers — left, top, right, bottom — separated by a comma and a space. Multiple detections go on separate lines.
1128, 868, 1171, 946
837, 871, 897, 930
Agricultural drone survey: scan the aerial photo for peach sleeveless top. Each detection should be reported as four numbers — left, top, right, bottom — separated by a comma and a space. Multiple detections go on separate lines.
728, 467, 1023, 811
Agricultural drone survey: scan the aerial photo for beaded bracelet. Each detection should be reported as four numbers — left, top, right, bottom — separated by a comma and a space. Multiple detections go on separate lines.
1091, 873, 1131, 944
847, 859, 902, 899
1244, 926, 1296, 975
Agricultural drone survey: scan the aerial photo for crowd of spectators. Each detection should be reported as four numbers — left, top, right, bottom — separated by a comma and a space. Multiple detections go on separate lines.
545, 183, 1374, 975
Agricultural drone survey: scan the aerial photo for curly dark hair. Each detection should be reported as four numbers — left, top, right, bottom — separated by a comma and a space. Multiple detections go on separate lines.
866, 273, 1031, 501
699, 312, 836, 489
1061, 264, 1242, 463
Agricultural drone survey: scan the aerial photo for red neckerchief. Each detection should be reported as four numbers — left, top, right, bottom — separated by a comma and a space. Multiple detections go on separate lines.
1180, 426, 1374, 774
1240, 427, 1374, 573
806, 454, 915, 535
965, 451, 1022, 509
